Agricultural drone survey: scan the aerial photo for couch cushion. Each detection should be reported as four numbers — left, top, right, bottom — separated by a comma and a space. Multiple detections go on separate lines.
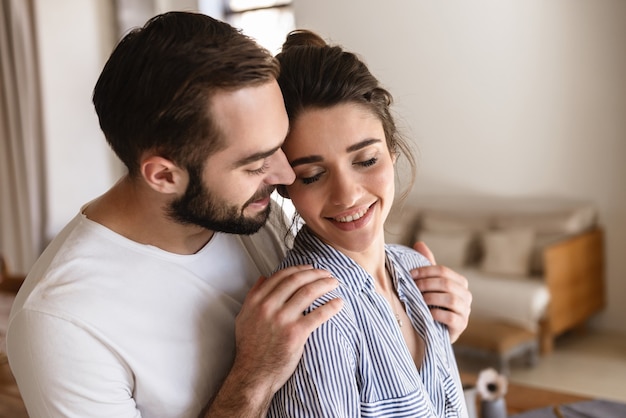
419, 209, 492, 263
493, 203, 597, 235
420, 209, 492, 233
480, 228, 536, 276
460, 268, 550, 333
416, 230, 473, 267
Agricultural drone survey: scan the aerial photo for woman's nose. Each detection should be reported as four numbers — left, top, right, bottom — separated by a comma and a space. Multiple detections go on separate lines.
328, 171, 360, 207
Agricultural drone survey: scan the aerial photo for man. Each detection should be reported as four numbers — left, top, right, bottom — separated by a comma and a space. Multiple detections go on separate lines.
7, 12, 471, 417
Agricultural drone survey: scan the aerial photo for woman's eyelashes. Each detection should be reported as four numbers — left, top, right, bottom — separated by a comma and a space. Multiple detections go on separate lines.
300, 171, 323, 185
297, 156, 379, 185
356, 157, 378, 167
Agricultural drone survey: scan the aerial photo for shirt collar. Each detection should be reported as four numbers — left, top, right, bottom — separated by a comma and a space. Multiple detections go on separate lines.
292, 226, 401, 294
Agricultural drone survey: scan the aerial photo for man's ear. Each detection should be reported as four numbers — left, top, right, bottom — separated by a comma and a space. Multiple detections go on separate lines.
141, 156, 185, 194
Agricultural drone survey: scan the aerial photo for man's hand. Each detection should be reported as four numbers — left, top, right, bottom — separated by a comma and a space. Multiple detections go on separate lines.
411, 242, 472, 343
205, 265, 342, 417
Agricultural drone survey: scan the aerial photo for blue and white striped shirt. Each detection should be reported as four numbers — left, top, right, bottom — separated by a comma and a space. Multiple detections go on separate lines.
268, 227, 467, 417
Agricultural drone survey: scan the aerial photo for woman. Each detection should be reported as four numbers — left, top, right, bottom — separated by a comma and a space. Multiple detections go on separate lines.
268, 31, 467, 417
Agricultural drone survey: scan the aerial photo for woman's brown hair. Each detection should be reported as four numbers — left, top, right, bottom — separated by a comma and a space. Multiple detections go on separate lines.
275, 30, 416, 198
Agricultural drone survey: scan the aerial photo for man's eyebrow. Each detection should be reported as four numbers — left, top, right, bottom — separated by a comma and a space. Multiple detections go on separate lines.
290, 138, 382, 168
233, 145, 281, 168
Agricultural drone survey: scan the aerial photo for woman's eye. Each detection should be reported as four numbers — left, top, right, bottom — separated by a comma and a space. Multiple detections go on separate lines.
357, 157, 378, 167
300, 172, 322, 185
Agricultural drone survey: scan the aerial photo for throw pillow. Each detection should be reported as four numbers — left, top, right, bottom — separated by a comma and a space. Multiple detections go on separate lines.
480, 228, 535, 276
493, 205, 596, 235
416, 230, 473, 267
420, 209, 492, 233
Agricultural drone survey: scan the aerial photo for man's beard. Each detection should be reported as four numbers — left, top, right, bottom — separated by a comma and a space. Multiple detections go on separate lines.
168, 166, 273, 235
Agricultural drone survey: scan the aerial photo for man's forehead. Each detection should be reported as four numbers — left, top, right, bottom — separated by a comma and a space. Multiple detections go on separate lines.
232, 144, 282, 168
206, 80, 288, 166
208, 134, 282, 168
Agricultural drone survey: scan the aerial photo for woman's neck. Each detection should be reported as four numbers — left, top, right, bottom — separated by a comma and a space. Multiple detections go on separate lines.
331, 235, 388, 289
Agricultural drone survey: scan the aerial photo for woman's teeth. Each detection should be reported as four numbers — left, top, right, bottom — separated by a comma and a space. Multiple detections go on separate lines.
335, 208, 368, 223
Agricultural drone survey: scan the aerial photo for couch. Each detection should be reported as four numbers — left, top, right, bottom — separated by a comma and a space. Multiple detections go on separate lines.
384, 196, 606, 355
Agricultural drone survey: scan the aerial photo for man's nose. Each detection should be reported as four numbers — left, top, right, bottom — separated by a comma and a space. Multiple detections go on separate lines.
266, 148, 295, 186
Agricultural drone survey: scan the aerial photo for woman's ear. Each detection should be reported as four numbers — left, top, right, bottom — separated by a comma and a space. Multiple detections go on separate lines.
141, 156, 185, 194
277, 185, 290, 199
391, 150, 399, 165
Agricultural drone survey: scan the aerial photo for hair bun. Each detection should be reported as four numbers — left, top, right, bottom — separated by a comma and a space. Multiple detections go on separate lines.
280, 29, 327, 52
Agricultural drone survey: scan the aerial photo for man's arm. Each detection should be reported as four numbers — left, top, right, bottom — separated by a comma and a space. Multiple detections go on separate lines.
411, 242, 472, 343
7, 310, 139, 417
203, 265, 342, 417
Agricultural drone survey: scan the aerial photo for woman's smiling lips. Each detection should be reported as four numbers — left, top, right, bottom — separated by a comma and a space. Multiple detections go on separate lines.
326, 203, 376, 231
334, 207, 368, 223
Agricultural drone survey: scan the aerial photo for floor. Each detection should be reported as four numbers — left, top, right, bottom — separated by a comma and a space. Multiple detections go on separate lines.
0, 289, 28, 418
0, 357, 28, 418
456, 328, 626, 404
510, 330, 626, 402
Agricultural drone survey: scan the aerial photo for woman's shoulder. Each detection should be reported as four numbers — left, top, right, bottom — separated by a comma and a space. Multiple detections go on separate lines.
386, 243, 432, 270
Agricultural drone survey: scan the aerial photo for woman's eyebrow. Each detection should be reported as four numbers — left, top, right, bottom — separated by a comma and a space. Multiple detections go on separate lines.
346, 138, 381, 153
290, 138, 382, 168
290, 155, 323, 168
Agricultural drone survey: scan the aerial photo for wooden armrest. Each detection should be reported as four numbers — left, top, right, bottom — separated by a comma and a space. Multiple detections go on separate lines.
543, 227, 605, 337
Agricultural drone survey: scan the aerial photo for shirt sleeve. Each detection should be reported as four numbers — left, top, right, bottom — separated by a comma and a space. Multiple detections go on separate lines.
7, 309, 141, 418
240, 198, 291, 277
268, 318, 360, 418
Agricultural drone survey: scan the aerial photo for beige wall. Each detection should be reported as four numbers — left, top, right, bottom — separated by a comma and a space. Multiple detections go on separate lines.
34, 0, 120, 238
33, 0, 199, 239
293, 0, 626, 333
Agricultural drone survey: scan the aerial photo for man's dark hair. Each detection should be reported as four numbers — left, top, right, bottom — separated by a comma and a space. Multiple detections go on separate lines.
93, 12, 279, 176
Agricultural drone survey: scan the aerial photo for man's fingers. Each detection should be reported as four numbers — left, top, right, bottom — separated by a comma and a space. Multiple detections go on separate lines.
421, 290, 455, 311
250, 266, 332, 303
431, 307, 465, 332
408, 251, 473, 343
413, 241, 436, 265
285, 274, 340, 313
414, 265, 469, 289
300, 297, 343, 331
247, 265, 312, 299
232, 269, 344, 395
243, 266, 341, 331
420, 276, 471, 302
414, 276, 456, 294
270, 269, 337, 310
